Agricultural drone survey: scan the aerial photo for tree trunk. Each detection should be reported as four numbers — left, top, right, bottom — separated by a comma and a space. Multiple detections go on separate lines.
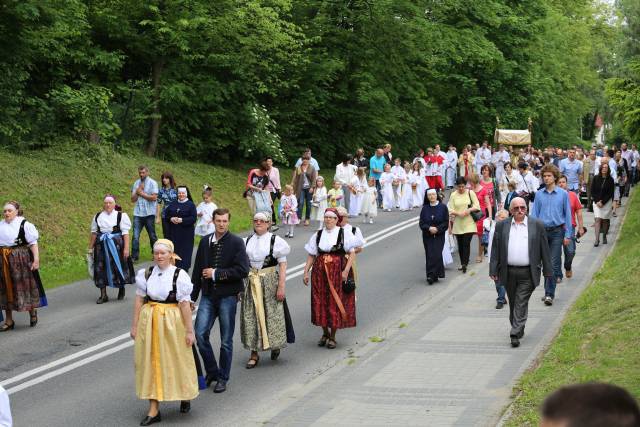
146, 59, 165, 157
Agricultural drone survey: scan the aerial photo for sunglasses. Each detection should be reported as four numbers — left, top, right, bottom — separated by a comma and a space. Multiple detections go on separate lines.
511, 206, 527, 211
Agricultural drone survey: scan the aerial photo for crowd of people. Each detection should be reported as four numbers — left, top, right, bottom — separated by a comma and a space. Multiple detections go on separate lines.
0, 140, 637, 426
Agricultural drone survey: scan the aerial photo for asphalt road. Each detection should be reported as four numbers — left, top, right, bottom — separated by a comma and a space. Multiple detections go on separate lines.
1, 207, 478, 426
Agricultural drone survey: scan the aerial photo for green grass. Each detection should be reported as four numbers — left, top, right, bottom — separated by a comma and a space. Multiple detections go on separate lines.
504, 191, 640, 425
0, 146, 291, 288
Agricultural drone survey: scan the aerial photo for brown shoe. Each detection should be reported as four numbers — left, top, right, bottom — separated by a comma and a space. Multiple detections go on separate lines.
566, 270, 573, 278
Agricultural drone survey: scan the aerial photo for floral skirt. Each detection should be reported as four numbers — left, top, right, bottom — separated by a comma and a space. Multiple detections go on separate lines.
93, 234, 132, 289
0, 246, 47, 312
240, 267, 287, 351
311, 253, 356, 329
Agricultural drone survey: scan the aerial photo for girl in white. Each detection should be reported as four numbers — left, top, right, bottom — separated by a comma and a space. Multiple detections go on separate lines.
279, 184, 299, 238
361, 177, 378, 224
310, 176, 328, 229
499, 163, 523, 210
391, 158, 406, 207
195, 186, 218, 237
398, 162, 414, 211
379, 163, 395, 211
411, 162, 427, 208
348, 168, 367, 217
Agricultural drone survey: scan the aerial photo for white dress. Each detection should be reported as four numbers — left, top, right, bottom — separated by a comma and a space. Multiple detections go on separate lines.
0, 385, 12, 427
411, 171, 426, 207
349, 176, 366, 217
398, 173, 414, 211
391, 166, 406, 202
311, 186, 328, 221
361, 185, 378, 217
244, 232, 290, 269
195, 202, 217, 236
380, 172, 395, 210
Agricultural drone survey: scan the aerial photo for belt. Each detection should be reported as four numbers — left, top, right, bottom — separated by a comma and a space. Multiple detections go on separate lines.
545, 225, 563, 231
508, 265, 530, 269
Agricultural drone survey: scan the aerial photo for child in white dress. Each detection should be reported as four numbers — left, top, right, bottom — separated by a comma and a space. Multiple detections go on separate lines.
195, 186, 218, 236
279, 184, 299, 238
391, 158, 406, 207
398, 163, 414, 211
411, 162, 427, 208
310, 176, 328, 229
348, 168, 367, 217
361, 177, 378, 223
380, 164, 395, 211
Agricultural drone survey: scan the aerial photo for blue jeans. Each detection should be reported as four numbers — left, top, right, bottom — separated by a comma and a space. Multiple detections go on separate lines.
495, 280, 506, 304
195, 294, 238, 382
544, 226, 564, 298
297, 188, 312, 220
563, 235, 576, 272
131, 215, 157, 260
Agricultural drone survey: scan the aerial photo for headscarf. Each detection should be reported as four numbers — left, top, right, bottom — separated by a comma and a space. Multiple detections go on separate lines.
324, 207, 341, 220
253, 211, 271, 222
335, 206, 348, 220
153, 238, 182, 265
427, 189, 439, 206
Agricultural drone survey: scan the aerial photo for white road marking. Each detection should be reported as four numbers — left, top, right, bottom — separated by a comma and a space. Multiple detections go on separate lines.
2, 214, 420, 395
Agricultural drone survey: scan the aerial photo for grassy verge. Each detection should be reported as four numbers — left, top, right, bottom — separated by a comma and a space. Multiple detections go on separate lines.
504, 191, 640, 425
0, 146, 291, 288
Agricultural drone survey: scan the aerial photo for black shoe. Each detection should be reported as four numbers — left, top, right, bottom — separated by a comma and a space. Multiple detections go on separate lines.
603, 235, 608, 244
462, 265, 467, 274
496, 302, 504, 309
179, 401, 191, 413
594, 240, 599, 247
96, 295, 109, 304
544, 296, 553, 306
205, 374, 218, 388
213, 380, 227, 393
510, 336, 520, 348
30, 311, 38, 327
117, 287, 125, 300
270, 349, 280, 361
427, 277, 434, 285
140, 412, 161, 426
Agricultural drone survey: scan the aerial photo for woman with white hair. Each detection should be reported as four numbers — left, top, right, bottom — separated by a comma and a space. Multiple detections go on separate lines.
131, 239, 198, 425
88, 194, 133, 304
241, 212, 292, 369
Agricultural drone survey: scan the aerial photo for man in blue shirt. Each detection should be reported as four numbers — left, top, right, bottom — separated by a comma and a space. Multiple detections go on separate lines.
530, 164, 573, 306
294, 148, 320, 171
369, 148, 386, 208
130, 165, 159, 261
559, 149, 583, 192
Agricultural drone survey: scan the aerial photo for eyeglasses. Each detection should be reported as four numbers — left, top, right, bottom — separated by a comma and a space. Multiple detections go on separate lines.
323, 216, 338, 219
511, 206, 527, 211
253, 219, 268, 223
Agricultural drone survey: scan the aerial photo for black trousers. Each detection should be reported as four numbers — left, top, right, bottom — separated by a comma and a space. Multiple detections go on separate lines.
505, 266, 535, 338
455, 233, 474, 266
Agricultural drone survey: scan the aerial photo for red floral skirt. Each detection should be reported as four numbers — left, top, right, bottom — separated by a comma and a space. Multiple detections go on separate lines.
311, 253, 356, 329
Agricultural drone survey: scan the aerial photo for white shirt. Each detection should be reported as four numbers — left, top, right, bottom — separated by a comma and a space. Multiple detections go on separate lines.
135, 265, 193, 303
594, 157, 618, 182
521, 171, 538, 194
91, 210, 132, 234
507, 218, 530, 266
0, 385, 11, 427
304, 226, 357, 256
391, 165, 406, 182
445, 150, 458, 168
0, 217, 38, 247
335, 163, 357, 185
475, 147, 492, 168
492, 150, 510, 168
502, 171, 524, 192
632, 150, 639, 168
342, 224, 366, 248
244, 232, 290, 269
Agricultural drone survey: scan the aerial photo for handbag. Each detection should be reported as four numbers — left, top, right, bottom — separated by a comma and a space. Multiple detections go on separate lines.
467, 191, 483, 221
283, 299, 296, 344
342, 277, 356, 294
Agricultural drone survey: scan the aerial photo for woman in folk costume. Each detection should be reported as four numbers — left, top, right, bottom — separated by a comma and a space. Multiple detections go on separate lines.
348, 168, 367, 218
164, 186, 198, 272
398, 162, 414, 211
336, 207, 365, 289
241, 212, 292, 369
360, 177, 378, 224
379, 163, 395, 211
131, 239, 199, 425
419, 190, 450, 284
303, 208, 357, 349
89, 194, 133, 304
410, 162, 427, 208
0, 201, 47, 331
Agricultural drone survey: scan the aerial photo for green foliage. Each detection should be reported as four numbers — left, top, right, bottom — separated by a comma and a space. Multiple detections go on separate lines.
0, 0, 621, 162
606, 60, 640, 141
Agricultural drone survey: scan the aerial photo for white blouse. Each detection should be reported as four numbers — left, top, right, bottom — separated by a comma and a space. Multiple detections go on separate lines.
0, 217, 38, 247
135, 265, 193, 303
304, 226, 357, 256
343, 224, 365, 248
244, 232, 290, 269
91, 210, 132, 234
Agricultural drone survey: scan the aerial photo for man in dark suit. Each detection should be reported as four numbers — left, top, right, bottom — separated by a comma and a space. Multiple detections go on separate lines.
490, 197, 552, 347
192, 208, 250, 393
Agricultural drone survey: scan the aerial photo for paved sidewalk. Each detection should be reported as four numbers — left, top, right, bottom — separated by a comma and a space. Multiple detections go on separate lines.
246, 207, 625, 426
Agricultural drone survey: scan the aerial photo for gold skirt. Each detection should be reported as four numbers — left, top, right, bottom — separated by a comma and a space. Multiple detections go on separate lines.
134, 302, 198, 401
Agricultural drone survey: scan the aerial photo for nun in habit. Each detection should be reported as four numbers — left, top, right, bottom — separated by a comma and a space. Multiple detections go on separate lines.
164, 186, 197, 272
418, 189, 449, 284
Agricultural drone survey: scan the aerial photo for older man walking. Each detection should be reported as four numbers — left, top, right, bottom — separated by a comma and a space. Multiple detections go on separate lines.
490, 197, 552, 347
